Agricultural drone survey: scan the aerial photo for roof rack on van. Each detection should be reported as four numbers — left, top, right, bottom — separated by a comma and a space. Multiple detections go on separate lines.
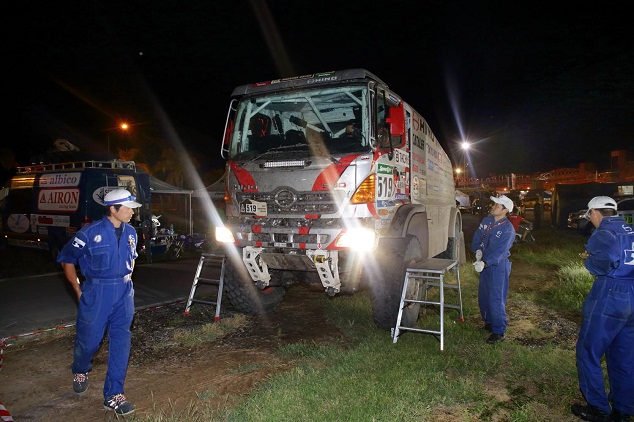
16, 160, 137, 174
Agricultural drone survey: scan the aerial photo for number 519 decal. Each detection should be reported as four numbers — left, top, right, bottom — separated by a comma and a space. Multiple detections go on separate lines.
377, 174, 395, 199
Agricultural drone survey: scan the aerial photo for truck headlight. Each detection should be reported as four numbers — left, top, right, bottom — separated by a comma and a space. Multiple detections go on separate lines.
215, 226, 235, 243
335, 228, 376, 251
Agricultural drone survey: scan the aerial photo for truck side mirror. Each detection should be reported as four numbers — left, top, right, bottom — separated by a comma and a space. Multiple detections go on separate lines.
386, 105, 405, 136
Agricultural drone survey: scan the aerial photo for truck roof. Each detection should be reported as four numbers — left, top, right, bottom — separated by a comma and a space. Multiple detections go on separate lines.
15, 160, 137, 174
231, 68, 388, 97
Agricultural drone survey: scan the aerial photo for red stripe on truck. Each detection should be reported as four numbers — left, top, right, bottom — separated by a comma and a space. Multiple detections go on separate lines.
311, 154, 360, 191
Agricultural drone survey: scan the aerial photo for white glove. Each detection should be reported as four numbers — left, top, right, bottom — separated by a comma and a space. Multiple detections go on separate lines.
473, 261, 485, 273
475, 250, 483, 261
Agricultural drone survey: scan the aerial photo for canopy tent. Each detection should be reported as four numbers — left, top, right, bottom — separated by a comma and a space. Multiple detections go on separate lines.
191, 173, 226, 235
149, 176, 193, 235
455, 189, 470, 209
192, 172, 226, 200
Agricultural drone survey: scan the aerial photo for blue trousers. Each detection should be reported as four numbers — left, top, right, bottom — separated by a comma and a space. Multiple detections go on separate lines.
72, 278, 135, 398
576, 278, 634, 415
478, 260, 511, 335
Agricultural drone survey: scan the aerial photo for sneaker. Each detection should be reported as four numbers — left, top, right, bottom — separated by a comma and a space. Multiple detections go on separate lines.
611, 410, 634, 422
72, 372, 88, 394
486, 333, 505, 344
103, 394, 135, 416
571, 403, 610, 422
483, 323, 492, 332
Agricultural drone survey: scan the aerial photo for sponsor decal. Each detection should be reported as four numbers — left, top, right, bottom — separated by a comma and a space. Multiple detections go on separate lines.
93, 187, 117, 205
377, 164, 392, 174
38, 172, 81, 187
72, 237, 86, 249
38, 189, 80, 211
31, 214, 71, 227
240, 199, 267, 217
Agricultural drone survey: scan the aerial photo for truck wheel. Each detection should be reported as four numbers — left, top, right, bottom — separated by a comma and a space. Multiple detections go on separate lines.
224, 252, 286, 314
370, 236, 422, 331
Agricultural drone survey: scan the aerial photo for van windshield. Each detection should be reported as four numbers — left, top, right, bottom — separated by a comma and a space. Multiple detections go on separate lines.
229, 85, 369, 159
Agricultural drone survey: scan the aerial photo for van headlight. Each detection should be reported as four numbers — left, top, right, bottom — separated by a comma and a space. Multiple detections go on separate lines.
215, 226, 235, 243
335, 228, 376, 251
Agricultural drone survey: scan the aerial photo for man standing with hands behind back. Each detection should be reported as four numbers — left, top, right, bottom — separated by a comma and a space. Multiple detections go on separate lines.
571, 196, 634, 422
57, 188, 142, 416
471, 195, 516, 344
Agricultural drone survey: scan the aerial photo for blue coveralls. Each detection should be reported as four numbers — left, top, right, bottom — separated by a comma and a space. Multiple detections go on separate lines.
577, 216, 634, 415
471, 215, 516, 335
57, 216, 138, 399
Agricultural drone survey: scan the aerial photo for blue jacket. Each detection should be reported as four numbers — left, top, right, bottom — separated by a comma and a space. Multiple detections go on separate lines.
471, 215, 516, 266
585, 216, 634, 279
57, 216, 138, 279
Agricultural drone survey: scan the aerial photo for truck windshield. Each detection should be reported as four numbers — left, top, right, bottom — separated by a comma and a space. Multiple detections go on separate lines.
229, 85, 369, 159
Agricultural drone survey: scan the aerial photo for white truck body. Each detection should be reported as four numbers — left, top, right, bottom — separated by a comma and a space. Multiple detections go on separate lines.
218, 69, 463, 329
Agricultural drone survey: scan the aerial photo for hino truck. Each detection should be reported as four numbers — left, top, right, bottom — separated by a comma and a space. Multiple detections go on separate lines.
216, 69, 464, 330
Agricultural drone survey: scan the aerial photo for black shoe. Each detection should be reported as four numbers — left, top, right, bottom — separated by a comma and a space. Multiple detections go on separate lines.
486, 333, 505, 344
104, 394, 135, 415
483, 323, 492, 332
72, 372, 88, 394
611, 410, 634, 422
571, 403, 611, 422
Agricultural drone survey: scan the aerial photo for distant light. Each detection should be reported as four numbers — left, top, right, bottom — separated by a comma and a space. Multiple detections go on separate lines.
461, 141, 470, 151
120, 123, 129, 130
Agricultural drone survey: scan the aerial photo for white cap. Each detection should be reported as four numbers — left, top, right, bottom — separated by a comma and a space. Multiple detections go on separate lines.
490, 195, 514, 212
587, 196, 617, 211
104, 189, 142, 208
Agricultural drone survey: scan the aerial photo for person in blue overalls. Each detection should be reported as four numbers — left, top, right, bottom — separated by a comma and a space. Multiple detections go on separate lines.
57, 188, 141, 416
572, 196, 634, 422
471, 194, 516, 344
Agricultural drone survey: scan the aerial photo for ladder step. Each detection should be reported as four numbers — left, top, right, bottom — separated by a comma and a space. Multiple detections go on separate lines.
195, 277, 221, 284
184, 253, 226, 320
397, 327, 441, 335
190, 299, 218, 306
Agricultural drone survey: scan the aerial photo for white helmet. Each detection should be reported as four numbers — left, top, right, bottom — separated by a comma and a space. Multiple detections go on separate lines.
104, 189, 141, 208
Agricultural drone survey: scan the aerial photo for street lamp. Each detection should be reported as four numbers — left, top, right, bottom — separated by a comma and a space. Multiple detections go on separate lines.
106, 122, 130, 155
460, 141, 470, 187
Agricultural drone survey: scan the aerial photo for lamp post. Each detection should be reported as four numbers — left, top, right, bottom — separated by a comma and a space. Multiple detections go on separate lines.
106, 122, 130, 155
460, 141, 470, 188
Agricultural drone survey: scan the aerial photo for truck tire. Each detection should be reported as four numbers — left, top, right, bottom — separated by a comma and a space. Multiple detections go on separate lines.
370, 236, 422, 331
224, 252, 286, 314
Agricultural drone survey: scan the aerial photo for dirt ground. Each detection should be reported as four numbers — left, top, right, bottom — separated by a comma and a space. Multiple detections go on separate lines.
0, 259, 581, 421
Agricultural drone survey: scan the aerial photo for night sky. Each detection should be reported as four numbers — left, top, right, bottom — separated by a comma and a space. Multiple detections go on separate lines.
6, 1, 634, 179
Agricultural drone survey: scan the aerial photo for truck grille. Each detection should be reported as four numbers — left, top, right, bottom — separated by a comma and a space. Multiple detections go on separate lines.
237, 188, 339, 215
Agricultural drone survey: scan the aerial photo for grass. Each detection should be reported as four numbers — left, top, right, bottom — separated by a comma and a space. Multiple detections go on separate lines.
128, 225, 591, 421
44, 223, 593, 421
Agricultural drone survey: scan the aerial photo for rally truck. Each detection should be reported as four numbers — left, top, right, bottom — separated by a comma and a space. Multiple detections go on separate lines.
216, 69, 464, 330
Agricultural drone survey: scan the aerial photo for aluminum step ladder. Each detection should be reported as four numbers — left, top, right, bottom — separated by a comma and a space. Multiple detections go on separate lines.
183, 253, 226, 321
392, 258, 464, 350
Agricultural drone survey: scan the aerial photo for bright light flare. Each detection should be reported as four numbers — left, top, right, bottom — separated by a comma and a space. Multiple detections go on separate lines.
335, 228, 376, 250
215, 226, 235, 243
461, 141, 470, 151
